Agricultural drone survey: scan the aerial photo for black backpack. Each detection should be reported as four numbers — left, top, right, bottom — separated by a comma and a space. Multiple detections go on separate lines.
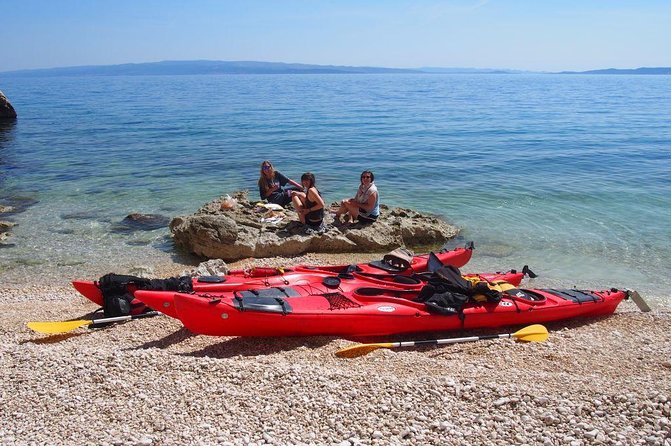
97, 273, 193, 317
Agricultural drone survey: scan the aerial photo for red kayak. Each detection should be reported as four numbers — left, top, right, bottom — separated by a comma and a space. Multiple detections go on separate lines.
136, 285, 628, 338
134, 268, 527, 319
72, 245, 474, 308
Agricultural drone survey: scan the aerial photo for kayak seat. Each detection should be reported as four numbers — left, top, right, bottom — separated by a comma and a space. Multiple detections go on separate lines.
231, 296, 293, 314
504, 289, 546, 304
367, 260, 406, 273
231, 287, 299, 314
235, 287, 301, 299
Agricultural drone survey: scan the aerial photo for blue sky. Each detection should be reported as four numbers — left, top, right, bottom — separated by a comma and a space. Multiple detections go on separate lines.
1, 0, 670, 72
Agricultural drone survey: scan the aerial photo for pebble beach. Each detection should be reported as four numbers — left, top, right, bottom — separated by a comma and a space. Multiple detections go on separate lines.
1, 254, 670, 446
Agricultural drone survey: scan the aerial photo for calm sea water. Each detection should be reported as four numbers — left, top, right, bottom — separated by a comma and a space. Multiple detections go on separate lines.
1, 74, 670, 304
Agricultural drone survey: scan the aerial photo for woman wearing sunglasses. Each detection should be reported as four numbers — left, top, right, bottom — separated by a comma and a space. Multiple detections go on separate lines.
257, 160, 302, 207
333, 170, 380, 224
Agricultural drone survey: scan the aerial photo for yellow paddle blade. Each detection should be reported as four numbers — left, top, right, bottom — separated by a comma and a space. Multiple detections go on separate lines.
512, 324, 548, 343
26, 319, 93, 334
335, 342, 395, 358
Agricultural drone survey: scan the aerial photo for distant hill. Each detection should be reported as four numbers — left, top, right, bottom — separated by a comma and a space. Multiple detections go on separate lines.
2, 61, 668, 77
0, 60, 526, 77
559, 67, 671, 75
0, 60, 420, 77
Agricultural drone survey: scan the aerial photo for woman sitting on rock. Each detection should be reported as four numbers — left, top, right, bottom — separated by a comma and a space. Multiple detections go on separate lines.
258, 160, 302, 207
333, 170, 380, 224
291, 172, 325, 229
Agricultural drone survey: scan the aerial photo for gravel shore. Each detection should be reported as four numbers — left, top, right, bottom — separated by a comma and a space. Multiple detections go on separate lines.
1, 255, 670, 446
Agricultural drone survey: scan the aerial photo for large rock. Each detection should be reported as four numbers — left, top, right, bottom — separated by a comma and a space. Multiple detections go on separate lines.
170, 191, 459, 261
0, 91, 17, 119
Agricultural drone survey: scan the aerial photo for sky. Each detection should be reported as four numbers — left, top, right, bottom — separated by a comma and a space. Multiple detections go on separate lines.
1, 0, 670, 72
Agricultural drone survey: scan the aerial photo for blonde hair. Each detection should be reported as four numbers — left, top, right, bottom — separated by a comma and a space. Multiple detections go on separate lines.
258, 160, 276, 197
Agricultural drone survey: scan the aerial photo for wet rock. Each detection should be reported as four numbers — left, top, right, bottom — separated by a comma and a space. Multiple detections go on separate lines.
125, 240, 152, 246
0, 90, 17, 119
0, 196, 38, 215
0, 221, 14, 233
61, 211, 98, 220
170, 190, 459, 261
111, 213, 171, 233
1, 220, 15, 242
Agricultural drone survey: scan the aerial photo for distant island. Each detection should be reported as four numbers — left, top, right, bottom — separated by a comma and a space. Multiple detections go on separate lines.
0, 60, 669, 77
559, 67, 671, 75
0, 60, 521, 77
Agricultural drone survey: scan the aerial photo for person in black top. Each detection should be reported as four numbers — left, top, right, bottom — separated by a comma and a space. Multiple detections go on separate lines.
291, 172, 325, 228
257, 160, 302, 207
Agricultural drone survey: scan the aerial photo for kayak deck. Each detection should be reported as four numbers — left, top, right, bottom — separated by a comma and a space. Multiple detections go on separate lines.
137, 286, 627, 337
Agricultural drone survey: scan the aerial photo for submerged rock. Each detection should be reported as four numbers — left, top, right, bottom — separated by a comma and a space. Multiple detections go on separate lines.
170, 191, 459, 261
1, 220, 16, 243
61, 211, 98, 220
0, 91, 17, 119
111, 213, 171, 233
0, 196, 39, 215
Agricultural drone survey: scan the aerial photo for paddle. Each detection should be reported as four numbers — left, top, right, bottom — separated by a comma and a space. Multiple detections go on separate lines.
27, 311, 161, 335
335, 324, 549, 358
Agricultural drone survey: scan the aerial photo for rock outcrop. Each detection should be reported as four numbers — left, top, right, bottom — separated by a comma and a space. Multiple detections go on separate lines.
0, 91, 17, 119
170, 191, 459, 261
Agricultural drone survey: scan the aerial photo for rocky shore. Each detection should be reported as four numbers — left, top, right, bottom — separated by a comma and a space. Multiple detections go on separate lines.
170, 191, 459, 261
1, 253, 670, 446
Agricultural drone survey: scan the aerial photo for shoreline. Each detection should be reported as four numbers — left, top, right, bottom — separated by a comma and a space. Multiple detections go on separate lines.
1, 254, 670, 445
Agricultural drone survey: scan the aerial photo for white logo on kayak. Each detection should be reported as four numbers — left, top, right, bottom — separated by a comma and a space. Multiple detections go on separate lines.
499, 301, 513, 307
377, 305, 396, 313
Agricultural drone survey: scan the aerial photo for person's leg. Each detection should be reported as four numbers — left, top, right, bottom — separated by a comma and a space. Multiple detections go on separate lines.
292, 192, 307, 223
344, 202, 359, 222
333, 200, 349, 220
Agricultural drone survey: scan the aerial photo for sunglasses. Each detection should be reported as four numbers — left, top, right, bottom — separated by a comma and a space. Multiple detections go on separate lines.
361, 175, 371, 179
262, 165, 271, 170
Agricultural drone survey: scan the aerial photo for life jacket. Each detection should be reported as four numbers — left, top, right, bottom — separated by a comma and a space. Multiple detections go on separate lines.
415, 265, 502, 316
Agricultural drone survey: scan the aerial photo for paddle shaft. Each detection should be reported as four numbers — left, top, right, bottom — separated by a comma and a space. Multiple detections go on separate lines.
91, 311, 160, 326
394, 333, 512, 348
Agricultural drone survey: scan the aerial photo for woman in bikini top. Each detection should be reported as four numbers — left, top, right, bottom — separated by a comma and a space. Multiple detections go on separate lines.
291, 172, 325, 228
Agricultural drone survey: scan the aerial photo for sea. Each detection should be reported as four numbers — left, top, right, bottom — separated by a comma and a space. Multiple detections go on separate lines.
1, 73, 670, 305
